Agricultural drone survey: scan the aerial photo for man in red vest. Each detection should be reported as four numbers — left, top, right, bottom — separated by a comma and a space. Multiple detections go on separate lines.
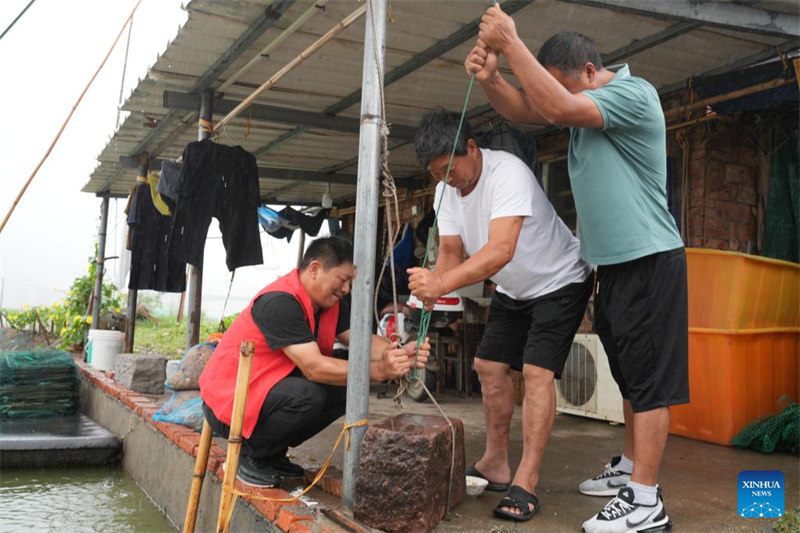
200, 236, 430, 488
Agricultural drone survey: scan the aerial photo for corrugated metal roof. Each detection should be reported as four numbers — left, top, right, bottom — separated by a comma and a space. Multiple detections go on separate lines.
84, 0, 799, 205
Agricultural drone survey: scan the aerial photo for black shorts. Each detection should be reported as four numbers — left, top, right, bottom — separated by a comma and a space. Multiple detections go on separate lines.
475, 275, 593, 378
595, 247, 690, 413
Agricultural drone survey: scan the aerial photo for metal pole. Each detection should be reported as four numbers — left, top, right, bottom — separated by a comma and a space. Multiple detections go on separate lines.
124, 289, 137, 353
296, 231, 306, 268
185, 90, 213, 349
91, 193, 110, 330
342, 0, 386, 509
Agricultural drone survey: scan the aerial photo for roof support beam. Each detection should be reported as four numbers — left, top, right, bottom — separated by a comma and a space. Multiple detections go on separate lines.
162, 90, 417, 140
252, 0, 535, 193
119, 155, 373, 184
140, 0, 297, 154
324, 0, 535, 116
658, 38, 799, 95
561, 0, 799, 38
602, 20, 700, 65
100, 0, 295, 192
465, 20, 702, 123
253, 0, 533, 155
192, 0, 295, 91
253, 127, 306, 157
259, 168, 358, 184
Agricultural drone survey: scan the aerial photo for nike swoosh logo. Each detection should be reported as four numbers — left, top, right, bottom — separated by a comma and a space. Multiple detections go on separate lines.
606, 479, 628, 488
626, 509, 656, 528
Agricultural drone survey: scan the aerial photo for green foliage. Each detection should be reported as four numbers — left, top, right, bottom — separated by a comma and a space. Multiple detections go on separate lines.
221, 312, 239, 331
774, 508, 800, 533
2, 306, 39, 330
2, 245, 245, 355
2, 245, 121, 350
133, 317, 221, 358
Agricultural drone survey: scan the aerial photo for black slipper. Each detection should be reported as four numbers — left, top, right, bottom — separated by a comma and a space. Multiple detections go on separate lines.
492, 485, 539, 522
465, 464, 509, 492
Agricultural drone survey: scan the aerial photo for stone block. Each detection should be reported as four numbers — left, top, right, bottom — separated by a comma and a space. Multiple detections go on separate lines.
113, 353, 167, 394
353, 413, 465, 532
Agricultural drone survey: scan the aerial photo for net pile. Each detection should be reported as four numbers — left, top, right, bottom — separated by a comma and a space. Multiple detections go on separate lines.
0, 350, 80, 418
731, 399, 800, 455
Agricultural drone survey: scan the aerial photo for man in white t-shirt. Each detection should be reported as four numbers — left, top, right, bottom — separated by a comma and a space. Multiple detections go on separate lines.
408, 110, 593, 522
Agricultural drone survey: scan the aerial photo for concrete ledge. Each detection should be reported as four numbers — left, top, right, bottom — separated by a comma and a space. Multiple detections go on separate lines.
0, 414, 121, 468
76, 358, 345, 533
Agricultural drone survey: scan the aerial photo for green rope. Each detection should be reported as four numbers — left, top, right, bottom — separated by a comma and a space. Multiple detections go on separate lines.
413, 74, 476, 376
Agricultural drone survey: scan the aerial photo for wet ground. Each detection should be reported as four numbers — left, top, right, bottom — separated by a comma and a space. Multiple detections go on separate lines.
285, 388, 799, 532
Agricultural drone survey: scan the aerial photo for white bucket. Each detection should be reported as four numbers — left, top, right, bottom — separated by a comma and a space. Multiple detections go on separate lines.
87, 329, 125, 370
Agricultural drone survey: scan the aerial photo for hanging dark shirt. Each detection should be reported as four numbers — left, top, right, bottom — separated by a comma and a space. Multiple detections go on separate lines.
127, 181, 187, 292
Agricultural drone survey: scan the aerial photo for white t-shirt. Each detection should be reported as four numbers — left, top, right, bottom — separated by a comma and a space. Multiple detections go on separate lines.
435, 148, 591, 300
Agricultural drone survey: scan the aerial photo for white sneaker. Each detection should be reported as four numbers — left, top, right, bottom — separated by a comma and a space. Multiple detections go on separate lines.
579, 456, 631, 496
581, 487, 671, 533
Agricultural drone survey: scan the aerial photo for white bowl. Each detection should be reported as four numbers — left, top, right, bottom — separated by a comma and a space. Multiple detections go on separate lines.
465, 475, 489, 498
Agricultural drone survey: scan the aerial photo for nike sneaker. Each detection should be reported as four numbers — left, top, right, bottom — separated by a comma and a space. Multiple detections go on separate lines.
581, 487, 671, 533
579, 456, 631, 496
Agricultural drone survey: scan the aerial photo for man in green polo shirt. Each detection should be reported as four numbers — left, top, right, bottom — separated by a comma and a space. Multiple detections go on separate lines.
465, 5, 688, 533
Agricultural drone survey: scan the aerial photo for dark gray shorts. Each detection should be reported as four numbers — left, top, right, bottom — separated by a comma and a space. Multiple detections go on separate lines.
475, 275, 593, 378
595, 247, 690, 413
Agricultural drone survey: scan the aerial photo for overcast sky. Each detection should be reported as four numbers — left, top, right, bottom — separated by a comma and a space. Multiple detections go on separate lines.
0, 0, 305, 319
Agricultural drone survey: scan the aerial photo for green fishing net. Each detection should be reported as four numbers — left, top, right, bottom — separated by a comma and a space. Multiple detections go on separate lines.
0, 350, 80, 418
731, 398, 800, 455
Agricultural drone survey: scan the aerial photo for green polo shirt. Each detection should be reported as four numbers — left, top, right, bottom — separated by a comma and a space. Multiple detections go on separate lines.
568, 64, 683, 265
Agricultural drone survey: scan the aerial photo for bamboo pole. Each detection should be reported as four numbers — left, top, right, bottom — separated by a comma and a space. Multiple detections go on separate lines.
0, 0, 143, 234
663, 77, 794, 122
216, 340, 255, 533
176, 288, 186, 324
213, 4, 366, 133
665, 114, 718, 132
182, 419, 214, 533
34, 311, 51, 346
793, 58, 800, 87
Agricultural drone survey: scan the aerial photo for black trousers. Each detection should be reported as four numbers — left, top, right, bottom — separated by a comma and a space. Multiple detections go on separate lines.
169, 139, 263, 271
203, 374, 347, 461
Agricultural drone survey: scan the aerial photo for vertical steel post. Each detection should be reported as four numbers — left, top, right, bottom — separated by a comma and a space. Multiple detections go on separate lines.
296, 231, 306, 267
91, 192, 110, 331
124, 289, 137, 353
185, 90, 213, 349
342, 0, 386, 509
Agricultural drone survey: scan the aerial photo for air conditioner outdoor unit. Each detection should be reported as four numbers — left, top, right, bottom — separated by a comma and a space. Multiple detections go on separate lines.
555, 333, 624, 424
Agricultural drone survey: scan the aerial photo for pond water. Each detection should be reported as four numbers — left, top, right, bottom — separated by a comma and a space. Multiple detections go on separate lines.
0, 466, 176, 532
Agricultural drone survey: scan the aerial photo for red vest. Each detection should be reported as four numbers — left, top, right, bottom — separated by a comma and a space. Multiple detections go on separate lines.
199, 269, 339, 438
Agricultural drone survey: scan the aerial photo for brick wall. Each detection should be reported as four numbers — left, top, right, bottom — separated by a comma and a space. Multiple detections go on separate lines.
685, 122, 760, 252
536, 118, 764, 254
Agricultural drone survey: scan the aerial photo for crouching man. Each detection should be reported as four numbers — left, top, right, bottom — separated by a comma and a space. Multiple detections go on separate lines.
200, 236, 430, 487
